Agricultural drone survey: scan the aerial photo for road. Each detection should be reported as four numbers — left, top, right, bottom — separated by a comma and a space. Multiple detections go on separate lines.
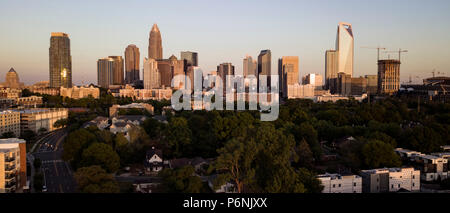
33, 129, 77, 193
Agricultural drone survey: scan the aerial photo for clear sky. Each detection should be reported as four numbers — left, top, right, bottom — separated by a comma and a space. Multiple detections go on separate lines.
1, 0, 449, 85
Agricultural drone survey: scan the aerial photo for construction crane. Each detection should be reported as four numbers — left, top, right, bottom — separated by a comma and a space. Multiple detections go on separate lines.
383, 48, 408, 62
361, 46, 386, 61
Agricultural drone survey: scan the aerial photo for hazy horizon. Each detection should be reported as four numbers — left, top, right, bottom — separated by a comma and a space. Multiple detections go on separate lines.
1, 0, 449, 85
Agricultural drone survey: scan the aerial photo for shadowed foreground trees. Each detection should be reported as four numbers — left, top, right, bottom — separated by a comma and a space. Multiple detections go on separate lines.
74, 165, 120, 193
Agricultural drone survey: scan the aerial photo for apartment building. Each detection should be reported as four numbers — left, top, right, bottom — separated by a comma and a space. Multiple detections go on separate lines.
16, 96, 43, 108
360, 167, 420, 193
0, 138, 26, 193
0, 110, 20, 137
396, 148, 449, 182
13, 108, 68, 134
317, 173, 362, 193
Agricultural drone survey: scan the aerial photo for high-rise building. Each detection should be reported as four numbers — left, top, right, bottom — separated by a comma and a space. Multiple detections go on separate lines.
108, 56, 124, 85
325, 50, 338, 90
49, 32, 72, 88
378, 59, 401, 95
157, 60, 173, 88
0, 138, 27, 193
337, 72, 352, 96
97, 57, 122, 88
278, 56, 299, 97
243, 55, 257, 77
1, 68, 24, 89
258, 50, 271, 91
336, 22, 354, 77
143, 58, 160, 89
217, 63, 235, 90
148, 24, 163, 60
180, 51, 198, 67
303, 73, 323, 89
365, 75, 378, 94
125, 45, 140, 84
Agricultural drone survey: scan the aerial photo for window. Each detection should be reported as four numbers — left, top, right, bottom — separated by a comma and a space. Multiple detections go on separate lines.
338, 184, 341, 187
333, 184, 335, 188
391, 184, 394, 189
354, 183, 356, 187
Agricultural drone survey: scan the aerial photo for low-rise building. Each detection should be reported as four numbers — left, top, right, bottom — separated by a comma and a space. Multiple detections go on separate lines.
0, 88, 21, 99
60, 86, 100, 99
287, 84, 315, 99
317, 173, 362, 193
82, 116, 110, 130
0, 110, 21, 137
144, 147, 168, 173
359, 167, 420, 193
0, 138, 26, 193
109, 103, 154, 117
30, 87, 59, 96
395, 148, 449, 182
13, 108, 68, 134
16, 96, 43, 108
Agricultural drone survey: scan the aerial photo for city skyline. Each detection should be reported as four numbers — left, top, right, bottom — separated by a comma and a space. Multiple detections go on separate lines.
1, 0, 450, 85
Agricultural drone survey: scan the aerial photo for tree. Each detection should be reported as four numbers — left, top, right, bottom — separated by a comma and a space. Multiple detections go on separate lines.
214, 138, 258, 193
54, 118, 69, 128
362, 140, 401, 169
164, 117, 192, 158
20, 130, 36, 142
296, 139, 314, 169
74, 166, 120, 193
63, 128, 98, 163
159, 166, 205, 193
33, 172, 44, 192
1, 132, 15, 139
38, 128, 47, 135
80, 143, 120, 173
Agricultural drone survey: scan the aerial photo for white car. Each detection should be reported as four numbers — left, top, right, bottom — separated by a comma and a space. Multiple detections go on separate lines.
42, 185, 47, 192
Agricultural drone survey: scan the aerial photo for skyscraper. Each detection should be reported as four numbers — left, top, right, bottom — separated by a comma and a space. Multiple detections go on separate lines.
97, 57, 115, 88
217, 63, 235, 90
258, 50, 271, 91
278, 56, 299, 98
108, 56, 124, 85
125, 45, 140, 84
148, 24, 163, 60
336, 22, 354, 77
49, 32, 72, 88
378, 59, 401, 95
180, 51, 198, 67
243, 55, 257, 77
143, 58, 160, 89
325, 50, 338, 91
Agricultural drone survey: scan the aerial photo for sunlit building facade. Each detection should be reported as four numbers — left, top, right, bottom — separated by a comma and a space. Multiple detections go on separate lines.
49, 32, 72, 88
125, 44, 140, 84
336, 22, 354, 77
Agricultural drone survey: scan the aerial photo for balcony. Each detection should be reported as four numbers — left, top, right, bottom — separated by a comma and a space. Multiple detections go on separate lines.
5, 165, 15, 171
5, 173, 15, 180
5, 180, 16, 189
5, 157, 15, 162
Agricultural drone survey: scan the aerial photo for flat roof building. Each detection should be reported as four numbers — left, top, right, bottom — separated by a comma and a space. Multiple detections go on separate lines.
0, 138, 26, 193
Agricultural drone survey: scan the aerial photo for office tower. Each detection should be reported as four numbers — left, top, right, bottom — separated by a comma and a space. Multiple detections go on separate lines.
125, 45, 140, 84
258, 50, 271, 91
217, 63, 235, 90
378, 59, 401, 95
0, 138, 27, 193
143, 58, 160, 89
2, 68, 24, 89
181, 51, 198, 67
350, 76, 367, 95
97, 57, 115, 88
148, 24, 163, 60
325, 50, 338, 90
336, 22, 354, 77
243, 55, 257, 77
157, 60, 173, 88
278, 56, 299, 97
365, 75, 378, 94
304, 73, 323, 89
169, 55, 185, 77
337, 72, 352, 96
49, 32, 72, 88
108, 56, 124, 85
